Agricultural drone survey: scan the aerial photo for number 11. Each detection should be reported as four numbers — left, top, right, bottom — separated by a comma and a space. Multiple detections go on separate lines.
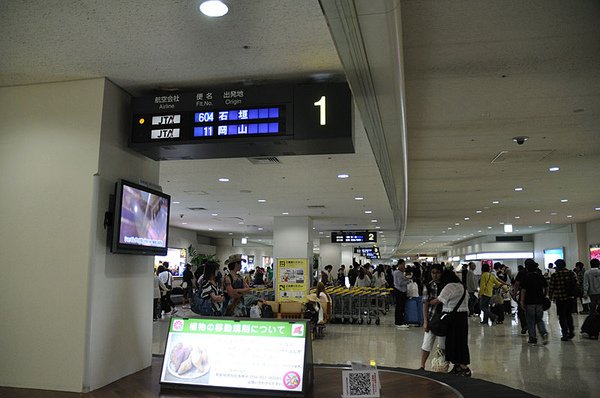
313, 96, 326, 126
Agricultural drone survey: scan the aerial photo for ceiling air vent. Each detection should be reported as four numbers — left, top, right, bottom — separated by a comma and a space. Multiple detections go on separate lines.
247, 157, 281, 165
307, 205, 326, 209
188, 207, 207, 211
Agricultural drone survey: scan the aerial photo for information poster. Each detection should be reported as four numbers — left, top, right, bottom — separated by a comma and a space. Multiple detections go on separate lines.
161, 318, 310, 394
277, 258, 309, 302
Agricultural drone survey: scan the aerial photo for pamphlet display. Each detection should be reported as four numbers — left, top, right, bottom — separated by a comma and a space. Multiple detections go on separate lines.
160, 317, 313, 397
276, 258, 309, 302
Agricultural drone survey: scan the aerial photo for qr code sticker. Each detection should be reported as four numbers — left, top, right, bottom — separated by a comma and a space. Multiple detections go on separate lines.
342, 370, 379, 398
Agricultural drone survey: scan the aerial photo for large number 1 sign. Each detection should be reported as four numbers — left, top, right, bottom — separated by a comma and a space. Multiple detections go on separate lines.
313, 95, 326, 125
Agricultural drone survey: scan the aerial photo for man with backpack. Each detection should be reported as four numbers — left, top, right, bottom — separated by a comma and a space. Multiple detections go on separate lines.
519, 259, 549, 346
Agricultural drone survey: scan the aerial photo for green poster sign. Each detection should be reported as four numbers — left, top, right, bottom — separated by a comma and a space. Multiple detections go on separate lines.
169, 318, 306, 338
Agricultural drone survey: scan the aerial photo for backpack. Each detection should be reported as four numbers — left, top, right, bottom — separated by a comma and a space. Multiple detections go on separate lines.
261, 303, 275, 318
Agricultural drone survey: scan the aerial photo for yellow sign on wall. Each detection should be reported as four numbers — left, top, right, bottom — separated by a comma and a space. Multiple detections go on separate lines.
276, 258, 309, 302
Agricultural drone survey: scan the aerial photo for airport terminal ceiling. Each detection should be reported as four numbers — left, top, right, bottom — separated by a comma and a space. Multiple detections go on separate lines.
1, 0, 599, 259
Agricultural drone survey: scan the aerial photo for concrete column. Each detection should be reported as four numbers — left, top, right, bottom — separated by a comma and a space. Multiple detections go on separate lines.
319, 238, 342, 269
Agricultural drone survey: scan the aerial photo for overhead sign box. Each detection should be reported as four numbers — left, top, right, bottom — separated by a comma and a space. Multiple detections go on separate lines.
331, 231, 377, 244
130, 82, 353, 160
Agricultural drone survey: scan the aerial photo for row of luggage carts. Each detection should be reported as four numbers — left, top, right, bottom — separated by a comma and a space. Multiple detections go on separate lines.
325, 286, 393, 325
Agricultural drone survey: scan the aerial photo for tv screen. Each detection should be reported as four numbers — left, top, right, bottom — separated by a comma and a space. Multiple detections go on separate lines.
590, 244, 600, 261
111, 179, 170, 255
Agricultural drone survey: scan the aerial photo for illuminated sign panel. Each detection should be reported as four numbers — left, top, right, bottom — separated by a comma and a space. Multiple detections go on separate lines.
130, 82, 353, 160
354, 246, 381, 259
331, 231, 377, 244
160, 317, 312, 396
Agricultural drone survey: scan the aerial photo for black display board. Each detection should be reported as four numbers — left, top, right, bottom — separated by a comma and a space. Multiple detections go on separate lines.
331, 231, 377, 243
130, 82, 353, 160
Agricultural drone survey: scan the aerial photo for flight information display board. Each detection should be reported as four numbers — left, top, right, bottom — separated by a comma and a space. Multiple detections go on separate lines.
331, 231, 377, 243
130, 82, 353, 160
354, 246, 381, 259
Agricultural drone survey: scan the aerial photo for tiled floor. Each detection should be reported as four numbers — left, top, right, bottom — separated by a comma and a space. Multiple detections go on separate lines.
153, 305, 600, 398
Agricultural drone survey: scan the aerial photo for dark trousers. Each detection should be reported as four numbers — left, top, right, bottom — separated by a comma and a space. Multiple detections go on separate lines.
467, 292, 478, 315
394, 290, 407, 325
589, 294, 600, 315
153, 298, 161, 319
556, 299, 575, 337
517, 304, 527, 331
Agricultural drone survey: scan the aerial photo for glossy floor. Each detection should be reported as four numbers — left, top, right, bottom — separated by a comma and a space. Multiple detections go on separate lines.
153, 305, 600, 398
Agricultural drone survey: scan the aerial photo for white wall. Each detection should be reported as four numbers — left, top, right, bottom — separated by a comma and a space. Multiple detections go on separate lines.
0, 80, 103, 391
533, 225, 579, 268
86, 80, 160, 391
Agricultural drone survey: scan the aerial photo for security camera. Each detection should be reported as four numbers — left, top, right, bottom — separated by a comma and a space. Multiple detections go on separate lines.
512, 136, 528, 145
179, 214, 184, 218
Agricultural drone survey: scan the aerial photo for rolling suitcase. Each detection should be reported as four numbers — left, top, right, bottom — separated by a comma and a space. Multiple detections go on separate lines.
580, 313, 600, 338
404, 296, 423, 326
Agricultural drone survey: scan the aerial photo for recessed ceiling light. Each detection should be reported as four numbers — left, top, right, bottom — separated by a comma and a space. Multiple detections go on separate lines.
258, 227, 264, 230
375, 226, 381, 229
514, 216, 520, 219
319, 232, 324, 235
371, 219, 378, 223
476, 210, 482, 214
534, 209, 541, 213
208, 228, 213, 231
549, 167, 560, 172
282, 212, 289, 215
478, 230, 482, 233
464, 217, 470, 221
448, 227, 453, 230
199, 0, 229, 17
455, 223, 460, 226
499, 222, 505, 225
364, 210, 372, 214
172, 201, 180, 204
354, 197, 364, 201
487, 226, 493, 229
595, 207, 600, 211
567, 215, 573, 218
545, 221, 551, 224
181, 222, 188, 225
211, 213, 218, 216
442, 231, 446, 233
218, 178, 229, 182
492, 200, 500, 204
560, 199, 568, 203
228, 232, 233, 235
551, 212, 558, 216
514, 187, 524, 191
258, 199, 266, 203
337, 174, 349, 179
238, 221, 244, 224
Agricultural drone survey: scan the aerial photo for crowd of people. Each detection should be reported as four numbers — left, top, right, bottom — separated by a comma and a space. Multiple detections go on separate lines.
311, 257, 600, 377
153, 255, 273, 320
154, 254, 600, 376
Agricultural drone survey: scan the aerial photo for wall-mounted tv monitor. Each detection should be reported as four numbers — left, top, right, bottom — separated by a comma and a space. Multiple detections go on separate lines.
111, 179, 170, 255
590, 244, 600, 261
543, 247, 564, 269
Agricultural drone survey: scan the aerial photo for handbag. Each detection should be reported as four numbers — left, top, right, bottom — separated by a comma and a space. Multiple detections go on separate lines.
430, 347, 449, 373
543, 297, 551, 311
429, 286, 466, 337
191, 292, 214, 315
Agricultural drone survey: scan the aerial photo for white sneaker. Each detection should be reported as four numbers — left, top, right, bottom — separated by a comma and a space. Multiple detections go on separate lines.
396, 324, 410, 329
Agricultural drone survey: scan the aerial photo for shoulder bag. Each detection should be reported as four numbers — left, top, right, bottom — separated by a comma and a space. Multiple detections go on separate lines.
429, 286, 466, 337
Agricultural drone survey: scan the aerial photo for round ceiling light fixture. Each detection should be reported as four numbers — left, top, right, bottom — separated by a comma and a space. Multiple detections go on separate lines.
200, 1, 229, 17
